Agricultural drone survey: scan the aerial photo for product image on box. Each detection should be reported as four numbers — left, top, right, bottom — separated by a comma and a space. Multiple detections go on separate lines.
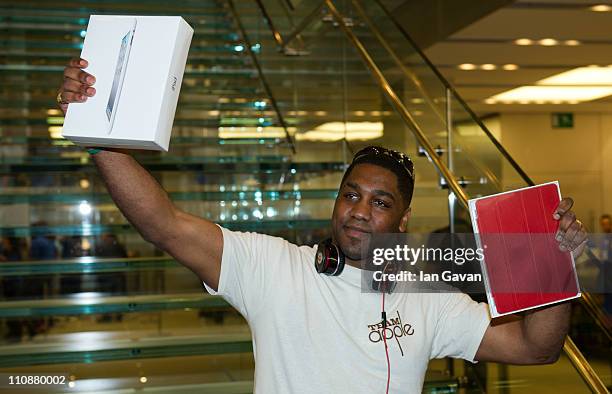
468, 182, 581, 318
106, 18, 136, 132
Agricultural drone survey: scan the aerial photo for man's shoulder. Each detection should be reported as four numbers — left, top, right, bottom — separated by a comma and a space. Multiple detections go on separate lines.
218, 224, 317, 262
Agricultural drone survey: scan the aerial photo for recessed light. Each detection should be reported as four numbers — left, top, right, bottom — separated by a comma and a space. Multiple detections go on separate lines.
458, 63, 477, 70
539, 38, 559, 46
590, 4, 612, 12
539, 66, 612, 85
489, 86, 612, 103
514, 38, 533, 46
564, 40, 581, 46
481, 64, 497, 70
502, 64, 519, 71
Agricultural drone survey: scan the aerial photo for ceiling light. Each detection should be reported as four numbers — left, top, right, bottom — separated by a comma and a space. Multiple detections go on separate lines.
590, 4, 612, 11
296, 122, 383, 142
538, 66, 612, 85
488, 86, 612, 102
78, 201, 92, 216
481, 64, 497, 70
564, 40, 581, 46
458, 63, 477, 70
514, 38, 533, 46
484, 98, 496, 104
353, 110, 366, 116
486, 66, 612, 103
539, 38, 559, 46
502, 64, 519, 71
218, 126, 293, 139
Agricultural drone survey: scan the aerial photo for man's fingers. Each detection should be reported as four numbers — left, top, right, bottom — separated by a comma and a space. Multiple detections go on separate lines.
553, 197, 574, 220
59, 90, 87, 104
68, 57, 88, 68
62, 78, 96, 97
63, 66, 96, 85
560, 220, 586, 251
556, 210, 576, 236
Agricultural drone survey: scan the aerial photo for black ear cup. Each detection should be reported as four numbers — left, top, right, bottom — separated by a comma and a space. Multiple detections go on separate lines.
315, 238, 345, 276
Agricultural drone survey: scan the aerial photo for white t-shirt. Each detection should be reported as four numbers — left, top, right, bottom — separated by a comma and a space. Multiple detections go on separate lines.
204, 226, 491, 393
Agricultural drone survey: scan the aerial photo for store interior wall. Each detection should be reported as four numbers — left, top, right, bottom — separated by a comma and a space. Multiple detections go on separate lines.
496, 112, 611, 231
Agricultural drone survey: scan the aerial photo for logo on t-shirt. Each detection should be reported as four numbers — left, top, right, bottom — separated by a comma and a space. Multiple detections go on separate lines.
367, 311, 414, 357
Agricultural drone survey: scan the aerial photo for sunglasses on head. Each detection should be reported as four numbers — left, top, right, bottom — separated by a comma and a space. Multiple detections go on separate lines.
352, 146, 415, 181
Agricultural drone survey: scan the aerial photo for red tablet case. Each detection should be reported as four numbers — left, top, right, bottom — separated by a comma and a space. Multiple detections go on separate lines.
469, 182, 581, 317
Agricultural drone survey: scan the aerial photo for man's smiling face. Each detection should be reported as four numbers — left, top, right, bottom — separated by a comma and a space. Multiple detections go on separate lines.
331, 163, 411, 266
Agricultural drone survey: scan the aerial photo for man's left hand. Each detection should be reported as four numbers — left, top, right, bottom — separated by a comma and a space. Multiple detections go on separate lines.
553, 197, 588, 258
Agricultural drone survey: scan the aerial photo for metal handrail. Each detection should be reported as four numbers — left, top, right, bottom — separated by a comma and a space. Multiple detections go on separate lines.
581, 291, 612, 342
324, 1, 608, 392
324, 0, 470, 210
350, 0, 503, 192
564, 337, 610, 393
280, 1, 325, 51
254, 0, 285, 47
372, 0, 533, 188
227, 0, 296, 153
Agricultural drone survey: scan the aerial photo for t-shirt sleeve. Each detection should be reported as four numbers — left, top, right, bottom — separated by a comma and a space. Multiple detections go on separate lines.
202, 224, 296, 321
430, 292, 491, 362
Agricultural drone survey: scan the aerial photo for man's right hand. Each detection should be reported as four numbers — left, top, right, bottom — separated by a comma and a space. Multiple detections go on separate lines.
58, 57, 97, 115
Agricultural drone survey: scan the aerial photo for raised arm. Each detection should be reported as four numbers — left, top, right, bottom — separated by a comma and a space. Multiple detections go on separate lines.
58, 57, 223, 290
475, 198, 587, 364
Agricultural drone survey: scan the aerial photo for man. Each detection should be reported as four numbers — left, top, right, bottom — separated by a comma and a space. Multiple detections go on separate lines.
57, 57, 588, 393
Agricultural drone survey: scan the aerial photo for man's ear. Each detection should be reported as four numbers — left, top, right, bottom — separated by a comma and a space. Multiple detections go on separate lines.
399, 207, 412, 232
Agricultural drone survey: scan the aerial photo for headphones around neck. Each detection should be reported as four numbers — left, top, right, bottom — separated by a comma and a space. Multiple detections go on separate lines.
314, 238, 396, 293
314, 238, 345, 276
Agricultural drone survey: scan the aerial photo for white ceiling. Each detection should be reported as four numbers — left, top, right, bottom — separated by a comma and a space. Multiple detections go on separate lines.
424, 0, 612, 114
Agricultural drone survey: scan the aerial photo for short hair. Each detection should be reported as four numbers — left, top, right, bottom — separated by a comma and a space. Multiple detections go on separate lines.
340, 146, 415, 207
601, 214, 611, 221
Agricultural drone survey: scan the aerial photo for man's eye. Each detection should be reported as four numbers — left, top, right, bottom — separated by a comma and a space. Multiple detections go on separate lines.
344, 192, 358, 200
373, 199, 390, 208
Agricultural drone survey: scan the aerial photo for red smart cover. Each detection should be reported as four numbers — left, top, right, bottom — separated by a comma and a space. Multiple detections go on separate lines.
472, 182, 580, 316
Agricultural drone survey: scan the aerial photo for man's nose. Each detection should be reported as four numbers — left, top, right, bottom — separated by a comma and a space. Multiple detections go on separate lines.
351, 199, 371, 221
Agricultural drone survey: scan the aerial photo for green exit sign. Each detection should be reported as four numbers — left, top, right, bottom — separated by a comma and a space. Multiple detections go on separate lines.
551, 112, 574, 128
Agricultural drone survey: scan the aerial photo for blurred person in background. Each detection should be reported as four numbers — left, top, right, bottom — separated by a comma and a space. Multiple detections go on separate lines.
0, 236, 24, 342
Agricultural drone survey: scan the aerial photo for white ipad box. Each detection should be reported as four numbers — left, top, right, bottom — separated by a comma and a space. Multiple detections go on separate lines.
62, 15, 194, 151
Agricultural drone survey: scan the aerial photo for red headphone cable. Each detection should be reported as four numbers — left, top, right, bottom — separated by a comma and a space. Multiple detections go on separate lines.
382, 291, 390, 394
